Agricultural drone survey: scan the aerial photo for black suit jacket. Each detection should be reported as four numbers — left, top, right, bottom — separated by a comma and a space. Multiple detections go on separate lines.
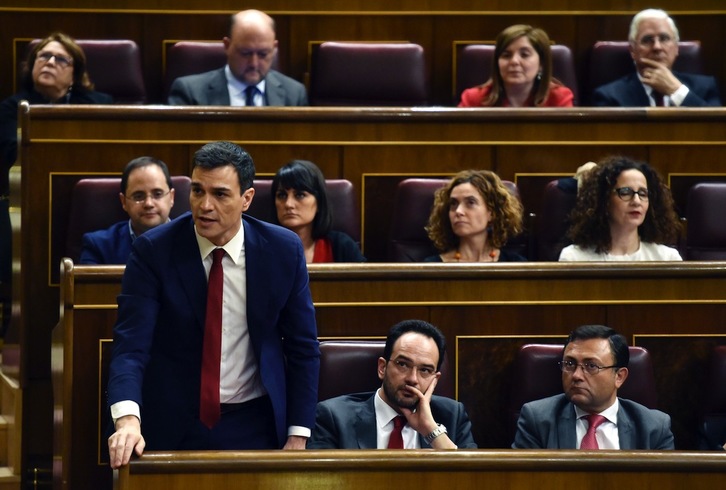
307, 391, 477, 449
167, 67, 308, 106
592, 71, 722, 107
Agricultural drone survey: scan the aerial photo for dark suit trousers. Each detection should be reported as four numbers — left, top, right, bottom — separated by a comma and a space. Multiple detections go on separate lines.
178, 395, 279, 450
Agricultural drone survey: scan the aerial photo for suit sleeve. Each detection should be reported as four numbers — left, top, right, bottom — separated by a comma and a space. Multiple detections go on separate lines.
681, 77, 722, 107
306, 401, 340, 449
653, 411, 675, 449
279, 238, 321, 431
450, 401, 478, 448
167, 78, 194, 105
591, 87, 619, 107
79, 233, 103, 265
512, 403, 545, 449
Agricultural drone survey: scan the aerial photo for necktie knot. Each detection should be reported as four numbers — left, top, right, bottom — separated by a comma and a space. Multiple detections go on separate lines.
212, 247, 225, 264
580, 414, 607, 449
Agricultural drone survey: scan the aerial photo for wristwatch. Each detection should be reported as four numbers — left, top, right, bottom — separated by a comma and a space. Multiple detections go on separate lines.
424, 423, 448, 444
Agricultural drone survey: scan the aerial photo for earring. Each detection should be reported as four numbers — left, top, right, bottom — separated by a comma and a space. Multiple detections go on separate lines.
536, 72, 542, 81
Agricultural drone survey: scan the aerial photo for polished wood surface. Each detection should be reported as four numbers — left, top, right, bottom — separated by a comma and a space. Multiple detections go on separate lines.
116, 450, 726, 489
56, 262, 726, 489
13, 105, 726, 486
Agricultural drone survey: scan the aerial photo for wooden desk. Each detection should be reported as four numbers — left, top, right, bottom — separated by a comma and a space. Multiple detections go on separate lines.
56, 261, 726, 490
11, 105, 726, 486
116, 450, 726, 490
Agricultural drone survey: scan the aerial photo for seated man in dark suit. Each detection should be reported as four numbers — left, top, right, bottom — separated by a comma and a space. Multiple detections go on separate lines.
79, 156, 175, 264
592, 9, 721, 107
168, 9, 307, 107
513, 325, 674, 449
308, 319, 477, 449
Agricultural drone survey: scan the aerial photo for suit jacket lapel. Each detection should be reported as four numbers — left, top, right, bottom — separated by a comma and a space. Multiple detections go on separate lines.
626, 73, 651, 106
616, 402, 636, 449
172, 216, 207, 330
265, 71, 284, 106
242, 218, 270, 342
208, 69, 231, 105
354, 395, 378, 449
558, 402, 578, 449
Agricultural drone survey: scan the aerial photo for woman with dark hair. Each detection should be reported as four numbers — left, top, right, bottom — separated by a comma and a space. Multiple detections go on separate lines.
559, 156, 682, 261
458, 24, 574, 107
272, 160, 365, 263
0, 32, 112, 286
424, 169, 525, 262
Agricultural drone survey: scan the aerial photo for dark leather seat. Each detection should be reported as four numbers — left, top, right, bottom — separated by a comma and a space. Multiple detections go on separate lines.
65, 176, 191, 262
535, 179, 577, 261
246, 179, 360, 242
686, 182, 726, 260
387, 177, 525, 262
699, 345, 726, 449
27, 39, 147, 104
163, 41, 227, 100
508, 343, 658, 437
310, 42, 428, 106
318, 340, 454, 401
588, 41, 703, 104
455, 43, 578, 104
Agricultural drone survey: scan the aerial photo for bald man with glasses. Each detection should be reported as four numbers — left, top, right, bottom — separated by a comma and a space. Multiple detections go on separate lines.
512, 325, 674, 449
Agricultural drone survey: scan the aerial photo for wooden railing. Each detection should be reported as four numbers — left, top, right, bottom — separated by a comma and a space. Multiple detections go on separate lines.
57, 260, 726, 490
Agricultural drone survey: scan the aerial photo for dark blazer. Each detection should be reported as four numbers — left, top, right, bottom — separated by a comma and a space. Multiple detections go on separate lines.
107, 212, 320, 449
512, 393, 674, 449
326, 230, 366, 262
79, 220, 133, 265
592, 71, 722, 107
167, 67, 308, 106
307, 391, 477, 449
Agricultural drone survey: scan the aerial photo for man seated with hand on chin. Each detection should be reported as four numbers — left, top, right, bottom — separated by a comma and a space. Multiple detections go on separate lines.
592, 8, 721, 107
307, 319, 477, 449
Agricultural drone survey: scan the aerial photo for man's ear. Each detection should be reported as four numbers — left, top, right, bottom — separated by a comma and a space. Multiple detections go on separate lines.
614, 367, 629, 389
377, 357, 387, 381
241, 187, 255, 212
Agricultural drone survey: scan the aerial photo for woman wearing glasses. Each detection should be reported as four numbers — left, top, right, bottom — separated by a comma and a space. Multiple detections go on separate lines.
559, 156, 682, 261
0, 32, 112, 290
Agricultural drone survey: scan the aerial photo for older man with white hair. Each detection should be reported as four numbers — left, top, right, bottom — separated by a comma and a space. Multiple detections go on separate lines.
592, 9, 721, 107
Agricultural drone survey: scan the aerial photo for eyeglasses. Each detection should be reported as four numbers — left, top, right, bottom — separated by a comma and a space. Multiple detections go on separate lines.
388, 358, 436, 379
558, 360, 620, 376
126, 190, 171, 204
237, 49, 273, 60
637, 33, 674, 47
36, 51, 73, 68
614, 187, 649, 201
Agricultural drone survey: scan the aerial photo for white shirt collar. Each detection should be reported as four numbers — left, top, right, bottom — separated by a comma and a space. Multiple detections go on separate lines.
374, 388, 402, 428
224, 64, 266, 100
574, 397, 620, 425
194, 216, 245, 265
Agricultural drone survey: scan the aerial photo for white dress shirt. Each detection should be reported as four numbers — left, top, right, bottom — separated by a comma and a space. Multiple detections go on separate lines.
225, 65, 266, 106
374, 389, 419, 449
575, 399, 620, 449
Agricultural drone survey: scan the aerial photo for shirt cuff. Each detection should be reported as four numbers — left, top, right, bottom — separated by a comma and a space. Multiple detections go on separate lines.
287, 425, 311, 438
111, 400, 141, 424
669, 84, 689, 106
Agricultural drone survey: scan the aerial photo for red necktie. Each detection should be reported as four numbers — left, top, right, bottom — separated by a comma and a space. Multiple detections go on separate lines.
387, 416, 406, 449
580, 414, 606, 449
652, 90, 665, 106
200, 248, 224, 429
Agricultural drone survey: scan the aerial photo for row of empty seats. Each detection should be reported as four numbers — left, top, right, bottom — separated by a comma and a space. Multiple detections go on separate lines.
17, 38, 706, 105
318, 341, 726, 448
65, 176, 726, 263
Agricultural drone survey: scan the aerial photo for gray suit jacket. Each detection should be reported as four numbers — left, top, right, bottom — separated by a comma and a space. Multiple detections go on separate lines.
307, 391, 477, 449
512, 393, 674, 449
167, 67, 308, 106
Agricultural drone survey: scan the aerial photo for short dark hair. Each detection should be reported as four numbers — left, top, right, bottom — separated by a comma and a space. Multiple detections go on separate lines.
383, 319, 447, 371
564, 324, 630, 368
120, 156, 172, 194
193, 141, 255, 193
271, 160, 332, 239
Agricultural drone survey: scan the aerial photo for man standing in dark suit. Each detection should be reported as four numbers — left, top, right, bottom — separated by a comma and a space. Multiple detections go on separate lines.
79, 156, 175, 264
512, 325, 674, 449
308, 320, 477, 449
168, 10, 308, 106
107, 141, 320, 468
592, 9, 721, 107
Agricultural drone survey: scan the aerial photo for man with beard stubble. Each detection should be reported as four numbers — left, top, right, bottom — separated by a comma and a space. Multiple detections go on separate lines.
307, 320, 477, 449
